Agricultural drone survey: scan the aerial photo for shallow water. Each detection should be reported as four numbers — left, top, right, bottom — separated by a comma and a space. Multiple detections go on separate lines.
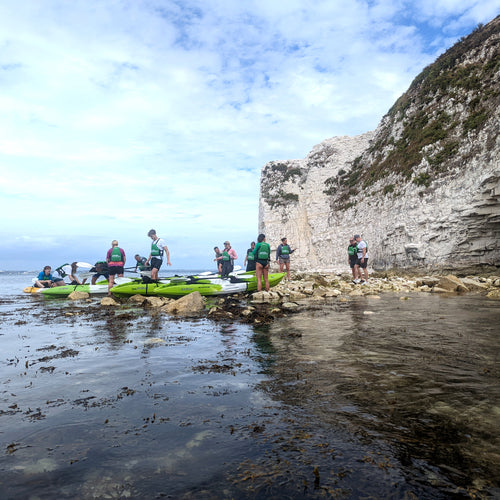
0, 273, 499, 498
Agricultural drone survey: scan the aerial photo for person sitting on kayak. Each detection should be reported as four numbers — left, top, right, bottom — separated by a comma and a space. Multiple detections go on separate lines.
34, 266, 65, 288
145, 229, 171, 280
91, 261, 109, 285
134, 254, 150, 272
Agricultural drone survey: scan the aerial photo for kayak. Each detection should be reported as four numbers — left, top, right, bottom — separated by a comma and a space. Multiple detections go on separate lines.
111, 273, 286, 298
23, 277, 134, 297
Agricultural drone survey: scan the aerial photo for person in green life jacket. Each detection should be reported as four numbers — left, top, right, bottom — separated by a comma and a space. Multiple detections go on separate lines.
275, 237, 296, 281
91, 261, 109, 285
244, 241, 256, 272
252, 233, 271, 292
347, 237, 358, 281
134, 254, 150, 272
106, 240, 126, 294
145, 229, 171, 281
217, 241, 238, 278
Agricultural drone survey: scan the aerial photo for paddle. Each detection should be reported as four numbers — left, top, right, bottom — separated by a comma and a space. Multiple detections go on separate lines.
76, 262, 94, 269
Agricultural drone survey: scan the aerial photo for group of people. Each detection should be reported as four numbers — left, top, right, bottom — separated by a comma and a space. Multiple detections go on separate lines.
213, 235, 297, 291
34, 229, 172, 295
347, 234, 369, 284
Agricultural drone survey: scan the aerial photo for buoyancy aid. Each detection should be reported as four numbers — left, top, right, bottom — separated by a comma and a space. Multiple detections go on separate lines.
280, 244, 290, 256
110, 247, 123, 262
247, 249, 255, 261
151, 239, 163, 257
222, 250, 231, 261
348, 245, 357, 256
257, 242, 271, 260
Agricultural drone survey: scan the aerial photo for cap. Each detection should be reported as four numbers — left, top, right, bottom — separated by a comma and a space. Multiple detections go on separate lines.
353, 234, 360, 239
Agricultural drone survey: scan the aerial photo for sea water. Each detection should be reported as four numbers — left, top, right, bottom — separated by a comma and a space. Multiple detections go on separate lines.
0, 271, 499, 498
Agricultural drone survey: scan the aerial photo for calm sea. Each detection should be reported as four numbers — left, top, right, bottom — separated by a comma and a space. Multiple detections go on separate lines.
0, 271, 499, 498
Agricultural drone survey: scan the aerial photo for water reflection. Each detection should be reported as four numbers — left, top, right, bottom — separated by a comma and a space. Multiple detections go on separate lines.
263, 293, 500, 496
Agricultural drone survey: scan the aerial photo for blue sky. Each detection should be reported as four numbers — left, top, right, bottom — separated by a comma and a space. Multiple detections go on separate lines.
1, 0, 498, 272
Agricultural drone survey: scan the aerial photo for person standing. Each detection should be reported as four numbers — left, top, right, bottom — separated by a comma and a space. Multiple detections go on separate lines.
353, 234, 369, 284
347, 238, 358, 282
145, 229, 171, 280
213, 246, 223, 274
252, 234, 271, 292
275, 237, 296, 281
106, 240, 126, 294
219, 241, 237, 278
244, 241, 256, 272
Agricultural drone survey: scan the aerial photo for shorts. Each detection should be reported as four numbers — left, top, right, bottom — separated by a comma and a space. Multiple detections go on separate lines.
349, 257, 357, 269
151, 257, 163, 270
246, 261, 256, 272
108, 266, 124, 276
53, 277, 64, 283
355, 257, 368, 269
279, 257, 290, 265
93, 273, 109, 281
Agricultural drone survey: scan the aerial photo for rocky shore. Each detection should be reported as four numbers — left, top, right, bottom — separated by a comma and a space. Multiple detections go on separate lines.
61, 271, 500, 325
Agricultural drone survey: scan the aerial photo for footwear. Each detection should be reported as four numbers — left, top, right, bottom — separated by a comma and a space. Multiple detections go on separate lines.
361, 281, 368, 285
352, 279, 360, 284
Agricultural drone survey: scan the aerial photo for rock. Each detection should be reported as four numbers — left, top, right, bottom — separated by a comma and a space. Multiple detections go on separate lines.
486, 289, 500, 299
68, 291, 90, 300
251, 291, 280, 303
416, 277, 441, 287
287, 291, 308, 300
460, 278, 488, 292
143, 297, 165, 308
324, 289, 342, 297
161, 292, 205, 316
101, 297, 120, 306
281, 302, 299, 311
431, 287, 452, 294
437, 275, 469, 293
128, 294, 148, 304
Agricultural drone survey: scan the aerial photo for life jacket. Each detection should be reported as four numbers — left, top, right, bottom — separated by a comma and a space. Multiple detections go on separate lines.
110, 247, 123, 262
280, 244, 290, 256
247, 249, 255, 261
222, 250, 231, 261
151, 239, 163, 257
257, 242, 271, 260
348, 245, 357, 256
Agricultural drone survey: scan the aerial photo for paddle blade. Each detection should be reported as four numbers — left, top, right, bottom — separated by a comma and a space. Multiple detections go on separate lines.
76, 262, 94, 269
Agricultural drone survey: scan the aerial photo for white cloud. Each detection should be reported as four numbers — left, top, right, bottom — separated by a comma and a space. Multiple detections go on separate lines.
0, 0, 496, 270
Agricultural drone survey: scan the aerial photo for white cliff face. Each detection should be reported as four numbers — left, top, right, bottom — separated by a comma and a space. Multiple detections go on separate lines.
259, 17, 500, 272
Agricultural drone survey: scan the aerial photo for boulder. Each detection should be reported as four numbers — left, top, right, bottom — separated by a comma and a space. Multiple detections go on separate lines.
161, 291, 205, 316
251, 291, 280, 303
143, 297, 165, 308
460, 278, 488, 292
437, 275, 469, 293
486, 289, 500, 299
128, 294, 148, 304
101, 297, 120, 306
68, 291, 90, 300
281, 302, 299, 311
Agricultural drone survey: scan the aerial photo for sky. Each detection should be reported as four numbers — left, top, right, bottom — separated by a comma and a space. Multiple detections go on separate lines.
1, 0, 498, 272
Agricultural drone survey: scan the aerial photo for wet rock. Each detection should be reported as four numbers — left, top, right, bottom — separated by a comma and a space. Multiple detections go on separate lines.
486, 288, 500, 299
68, 291, 90, 300
128, 294, 148, 304
415, 276, 441, 287
431, 287, 452, 294
287, 290, 307, 300
461, 278, 488, 292
251, 291, 280, 303
162, 291, 205, 316
437, 275, 469, 293
101, 297, 120, 306
143, 297, 165, 308
281, 302, 299, 311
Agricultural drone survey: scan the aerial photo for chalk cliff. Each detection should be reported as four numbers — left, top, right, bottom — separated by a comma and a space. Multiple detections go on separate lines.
259, 16, 500, 272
